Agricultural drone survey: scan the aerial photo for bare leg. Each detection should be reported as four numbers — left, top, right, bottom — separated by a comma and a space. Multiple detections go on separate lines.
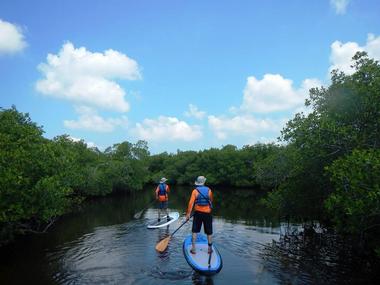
165, 206, 169, 220
207, 235, 213, 253
158, 207, 161, 221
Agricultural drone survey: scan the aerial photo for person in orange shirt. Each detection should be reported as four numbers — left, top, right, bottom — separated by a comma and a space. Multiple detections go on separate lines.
155, 177, 170, 222
186, 175, 213, 254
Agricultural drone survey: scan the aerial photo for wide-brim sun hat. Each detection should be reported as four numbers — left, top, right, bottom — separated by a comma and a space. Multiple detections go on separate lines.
160, 177, 168, 183
194, 176, 206, 185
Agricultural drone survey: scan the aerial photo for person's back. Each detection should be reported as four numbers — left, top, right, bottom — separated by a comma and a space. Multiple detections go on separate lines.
193, 185, 212, 213
186, 176, 213, 254
155, 177, 170, 222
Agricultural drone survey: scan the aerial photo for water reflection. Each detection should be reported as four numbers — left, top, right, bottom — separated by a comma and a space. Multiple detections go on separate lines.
192, 272, 215, 285
156, 226, 170, 260
0, 185, 374, 284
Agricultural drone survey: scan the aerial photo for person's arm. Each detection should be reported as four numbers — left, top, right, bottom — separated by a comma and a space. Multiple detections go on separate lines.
155, 187, 159, 200
186, 190, 197, 219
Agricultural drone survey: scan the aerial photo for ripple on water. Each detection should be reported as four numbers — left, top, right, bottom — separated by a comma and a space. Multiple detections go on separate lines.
148, 265, 192, 280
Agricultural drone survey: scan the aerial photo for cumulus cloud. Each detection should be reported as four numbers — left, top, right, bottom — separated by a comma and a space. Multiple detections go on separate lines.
69, 136, 98, 149
64, 106, 128, 132
330, 0, 350, 15
208, 115, 287, 140
131, 116, 202, 142
36, 42, 141, 112
208, 75, 321, 141
329, 40, 363, 74
329, 34, 380, 75
240, 74, 321, 113
0, 19, 27, 54
207, 34, 380, 143
184, 104, 206, 119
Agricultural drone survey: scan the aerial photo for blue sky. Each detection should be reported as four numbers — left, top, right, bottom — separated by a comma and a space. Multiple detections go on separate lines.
1, 0, 379, 153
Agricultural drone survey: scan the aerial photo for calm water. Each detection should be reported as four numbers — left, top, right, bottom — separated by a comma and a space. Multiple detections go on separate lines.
0, 186, 370, 284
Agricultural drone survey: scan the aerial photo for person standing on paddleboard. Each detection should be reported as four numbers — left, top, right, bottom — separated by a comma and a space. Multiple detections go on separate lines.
156, 177, 170, 222
186, 176, 213, 254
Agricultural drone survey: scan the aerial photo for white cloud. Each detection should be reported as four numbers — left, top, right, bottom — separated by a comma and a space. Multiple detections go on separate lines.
64, 106, 128, 132
366, 34, 380, 59
69, 136, 98, 149
207, 34, 380, 144
330, 0, 350, 15
208, 115, 287, 140
240, 74, 321, 113
184, 104, 206, 119
329, 41, 363, 74
131, 116, 202, 142
329, 34, 380, 75
209, 76, 321, 141
36, 42, 141, 112
0, 19, 27, 54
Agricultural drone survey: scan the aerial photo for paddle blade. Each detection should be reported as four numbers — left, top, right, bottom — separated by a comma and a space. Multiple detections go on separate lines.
155, 236, 171, 253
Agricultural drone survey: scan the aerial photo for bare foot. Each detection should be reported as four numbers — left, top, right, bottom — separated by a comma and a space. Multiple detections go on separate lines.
190, 248, 196, 254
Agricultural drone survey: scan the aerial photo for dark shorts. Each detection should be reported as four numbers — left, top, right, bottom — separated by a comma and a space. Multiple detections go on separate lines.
192, 211, 213, 235
159, 201, 168, 209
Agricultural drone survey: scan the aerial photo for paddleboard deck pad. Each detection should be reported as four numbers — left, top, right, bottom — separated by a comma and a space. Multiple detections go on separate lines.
183, 234, 222, 275
147, 212, 179, 229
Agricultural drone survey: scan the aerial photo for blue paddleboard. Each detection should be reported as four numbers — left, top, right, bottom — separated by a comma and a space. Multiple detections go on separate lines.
182, 234, 222, 275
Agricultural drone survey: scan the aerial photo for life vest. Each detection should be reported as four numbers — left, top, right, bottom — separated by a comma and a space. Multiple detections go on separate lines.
158, 183, 168, 201
195, 186, 211, 207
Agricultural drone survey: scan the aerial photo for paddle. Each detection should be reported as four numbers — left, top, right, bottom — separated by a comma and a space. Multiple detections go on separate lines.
208, 248, 212, 268
134, 199, 156, 219
155, 213, 194, 252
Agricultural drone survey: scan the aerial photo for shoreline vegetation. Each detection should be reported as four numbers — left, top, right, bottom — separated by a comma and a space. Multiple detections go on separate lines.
1, 53, 379, 269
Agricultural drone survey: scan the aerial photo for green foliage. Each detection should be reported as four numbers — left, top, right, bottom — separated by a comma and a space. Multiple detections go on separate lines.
259, 52, 380, 256
30, 176, 73, 222
265, 52, 380, 220
253, 144, 293, 190
0, 106, 151, 242
0, 106, 52, 223
325, 149, 380, 235
147, 143, 282, 187
104, 140, 150, 192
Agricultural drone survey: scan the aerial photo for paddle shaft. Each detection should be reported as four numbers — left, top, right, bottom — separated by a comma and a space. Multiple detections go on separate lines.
208, 248, 212, 268
170, 212, 194, 237
134, 199, 156, 218
155, 213, 194, 252
144, 199, 156, 209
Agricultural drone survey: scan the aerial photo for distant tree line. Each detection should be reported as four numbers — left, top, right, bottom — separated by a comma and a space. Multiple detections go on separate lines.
1, 52, 379, 258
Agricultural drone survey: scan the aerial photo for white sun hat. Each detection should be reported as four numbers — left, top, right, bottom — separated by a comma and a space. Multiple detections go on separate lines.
194, 176, 206, 185
160, 177, 168, 183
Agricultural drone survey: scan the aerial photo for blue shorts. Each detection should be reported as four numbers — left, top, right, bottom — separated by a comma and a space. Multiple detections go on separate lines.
159, 201, 168, 209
